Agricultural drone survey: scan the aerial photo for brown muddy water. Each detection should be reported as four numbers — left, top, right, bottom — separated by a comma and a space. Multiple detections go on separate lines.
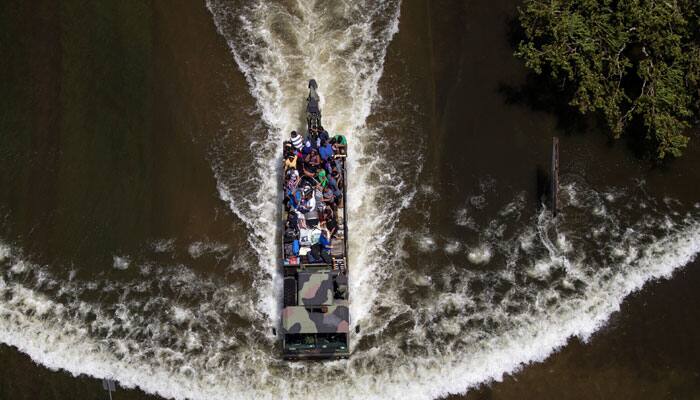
0, 1, 698, 399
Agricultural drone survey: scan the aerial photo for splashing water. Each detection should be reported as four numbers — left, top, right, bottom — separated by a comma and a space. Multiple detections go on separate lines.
206, 0, 405, 329
0, 1, 699, 400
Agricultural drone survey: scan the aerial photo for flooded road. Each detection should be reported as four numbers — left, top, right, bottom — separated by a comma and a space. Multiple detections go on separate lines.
0, 1, 698, 399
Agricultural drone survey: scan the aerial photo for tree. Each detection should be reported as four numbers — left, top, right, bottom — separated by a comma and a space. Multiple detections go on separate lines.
516, 0, 700, 159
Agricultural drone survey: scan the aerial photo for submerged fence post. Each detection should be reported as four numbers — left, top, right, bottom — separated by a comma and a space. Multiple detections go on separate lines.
551, 137, 560, 216
102, 378, 116, 400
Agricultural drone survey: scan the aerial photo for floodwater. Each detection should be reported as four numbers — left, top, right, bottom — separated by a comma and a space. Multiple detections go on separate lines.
0, 1, 698, 400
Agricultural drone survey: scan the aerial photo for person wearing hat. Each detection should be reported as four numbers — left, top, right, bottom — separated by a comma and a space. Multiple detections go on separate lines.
298, 186, 316, 213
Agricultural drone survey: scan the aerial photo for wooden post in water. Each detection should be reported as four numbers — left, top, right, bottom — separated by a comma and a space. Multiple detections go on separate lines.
551, 137, 560, 215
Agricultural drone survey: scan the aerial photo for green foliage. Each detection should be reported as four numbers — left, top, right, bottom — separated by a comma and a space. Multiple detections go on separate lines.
516, 0, 700, 159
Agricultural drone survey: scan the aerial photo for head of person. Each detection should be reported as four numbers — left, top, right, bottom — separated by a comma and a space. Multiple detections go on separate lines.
291, 130, 298, 138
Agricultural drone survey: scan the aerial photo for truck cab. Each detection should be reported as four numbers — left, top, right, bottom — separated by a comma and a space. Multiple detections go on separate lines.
281, 270, 349, 359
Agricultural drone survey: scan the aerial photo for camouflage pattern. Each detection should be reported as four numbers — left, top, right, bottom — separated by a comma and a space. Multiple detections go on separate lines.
297, 272, 334, 305
334, 273, 348, 299
282, 305, 349, 334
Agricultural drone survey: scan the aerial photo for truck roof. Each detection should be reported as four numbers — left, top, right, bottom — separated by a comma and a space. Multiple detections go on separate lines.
297, 271, 347, 306
282, 305, 349, 334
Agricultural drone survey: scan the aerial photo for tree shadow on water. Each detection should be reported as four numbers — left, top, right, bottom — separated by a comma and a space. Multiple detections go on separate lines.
499, 14, 595, 137
498, 70, 594, 137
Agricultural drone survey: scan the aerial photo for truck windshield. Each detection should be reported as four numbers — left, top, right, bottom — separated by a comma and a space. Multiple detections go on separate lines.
285, 334, 315, 350
316, 333, 347, 350
285, 333, 348, 351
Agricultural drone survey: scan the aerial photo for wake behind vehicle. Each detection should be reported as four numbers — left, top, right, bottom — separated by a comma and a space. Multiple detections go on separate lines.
279, 80, 350, 360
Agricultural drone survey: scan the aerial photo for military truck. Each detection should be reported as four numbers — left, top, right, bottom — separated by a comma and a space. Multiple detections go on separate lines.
280, 80, 350, 360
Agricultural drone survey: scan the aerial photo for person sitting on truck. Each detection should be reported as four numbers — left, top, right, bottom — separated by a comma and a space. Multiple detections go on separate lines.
305, 148, 321, 168
331, 168, 343, 189
302, 160, 318, 178
283, 141, 294, 156
318, 230, 333, 263
298, 188, 316, 213
301, 140, 313, 156
286, 187, 302, 211
317, 169, 328, 188
296, 210, 307, 229
319, 229, 331, 250
286, 174, 299, 190
309, 230, 333, 264
324, 215, 338, 238
331, 135, 347, 154
286, 209, 299, 230
285, 169, 300, 191
321, 183, 335, 202
318, 139, 334, 162
290, 130, 303, 151
318, 128, 330, 144
284, 153, 297, 171
327, 170, 341, 195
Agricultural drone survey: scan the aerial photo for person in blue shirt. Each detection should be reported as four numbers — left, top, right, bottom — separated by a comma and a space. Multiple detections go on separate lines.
320, 229, 333, 251
318, 128, 330, 144
318, 139, 334, 162
317, 230, 333, 264
301, 140, 313, 156
286, 188, 302, 210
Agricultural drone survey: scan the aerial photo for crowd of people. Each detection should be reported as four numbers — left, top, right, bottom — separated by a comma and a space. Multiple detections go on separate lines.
282, 127, 347, 265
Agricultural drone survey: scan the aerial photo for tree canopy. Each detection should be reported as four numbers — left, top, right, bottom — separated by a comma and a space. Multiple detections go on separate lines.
516, 0, 700, 159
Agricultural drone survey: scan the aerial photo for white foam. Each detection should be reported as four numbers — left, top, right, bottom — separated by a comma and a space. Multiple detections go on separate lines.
187, 241, 229, 259
444, 240, 462, 254
0, 243, 10, 261
10, 260, 30, 274
416, 234, 438, 252
170, 305, 193, 324
468, 245, 492, 265
112, 256, 130, 270
0, 208, 697, 400
152, 239, 175, 253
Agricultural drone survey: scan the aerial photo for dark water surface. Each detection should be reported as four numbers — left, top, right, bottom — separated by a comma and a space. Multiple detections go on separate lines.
0, 0, 698, 399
